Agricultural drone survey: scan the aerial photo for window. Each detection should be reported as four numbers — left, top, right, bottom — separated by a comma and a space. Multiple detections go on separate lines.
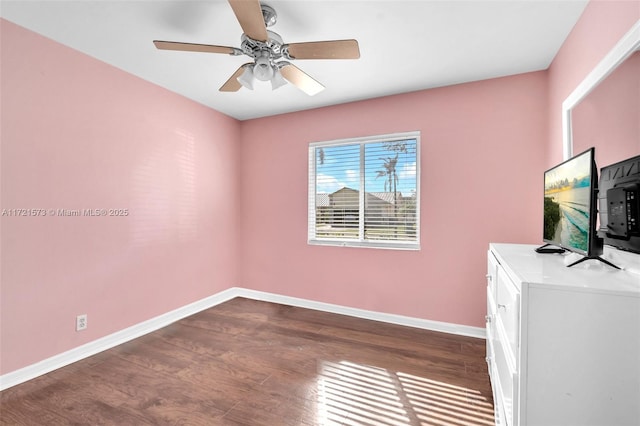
308, 131, 420, 250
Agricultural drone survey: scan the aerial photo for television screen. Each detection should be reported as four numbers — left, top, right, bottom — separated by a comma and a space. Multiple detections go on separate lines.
598, 154, 640, 254
543, 148, 598, 255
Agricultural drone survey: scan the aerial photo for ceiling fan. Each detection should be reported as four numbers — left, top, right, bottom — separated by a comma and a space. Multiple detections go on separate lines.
153, 0, 360, 96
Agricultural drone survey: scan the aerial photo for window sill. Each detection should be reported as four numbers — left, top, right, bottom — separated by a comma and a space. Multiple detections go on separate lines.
308, 238, 420, 251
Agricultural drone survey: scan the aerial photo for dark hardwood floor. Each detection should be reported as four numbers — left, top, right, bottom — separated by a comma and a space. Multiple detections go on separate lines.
1, 297, 494, 425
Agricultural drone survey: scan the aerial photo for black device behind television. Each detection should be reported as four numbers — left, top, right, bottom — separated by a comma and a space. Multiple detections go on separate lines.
598, 154, 640, 254
538, 147, 618, 268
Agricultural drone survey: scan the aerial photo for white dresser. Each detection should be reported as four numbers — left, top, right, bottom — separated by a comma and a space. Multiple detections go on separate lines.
486, 243, 640, 426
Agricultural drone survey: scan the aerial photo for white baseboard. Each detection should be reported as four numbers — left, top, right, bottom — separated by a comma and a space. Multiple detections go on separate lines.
0, 287, 485, 391
0, 288, 238, 391
234, 288, 486, 339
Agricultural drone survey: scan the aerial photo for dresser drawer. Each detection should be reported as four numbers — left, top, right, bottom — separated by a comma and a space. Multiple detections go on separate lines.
487, 360, 506, 426
493, 333, 517, 426
486, 287, 496, 370
495, 265, 519, 364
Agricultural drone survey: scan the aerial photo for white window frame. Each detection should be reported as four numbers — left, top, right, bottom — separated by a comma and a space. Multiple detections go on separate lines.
308, 131, 420, 250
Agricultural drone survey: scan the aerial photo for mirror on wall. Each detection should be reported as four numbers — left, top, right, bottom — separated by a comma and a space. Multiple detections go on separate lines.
563, 20, 640, 166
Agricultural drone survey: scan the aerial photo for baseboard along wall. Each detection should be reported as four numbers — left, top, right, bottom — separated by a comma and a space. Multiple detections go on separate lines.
0, 287, 485, 390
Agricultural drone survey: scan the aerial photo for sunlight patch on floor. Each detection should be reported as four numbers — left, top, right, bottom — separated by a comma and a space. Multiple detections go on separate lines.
316, 361, 494, 426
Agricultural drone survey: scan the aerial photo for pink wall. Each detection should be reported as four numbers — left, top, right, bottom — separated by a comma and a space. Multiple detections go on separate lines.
0, 20, 241, 374
547, 0, 640, 166
238, 72, 548, 328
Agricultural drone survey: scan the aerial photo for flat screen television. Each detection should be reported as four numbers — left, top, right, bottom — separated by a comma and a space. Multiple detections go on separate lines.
597, 154, 640, 254
539, 147, 617, 268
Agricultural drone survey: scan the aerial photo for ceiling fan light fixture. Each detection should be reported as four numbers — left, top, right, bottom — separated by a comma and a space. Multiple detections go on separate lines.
237, 65, 255, 90
253, 55, 274, 81
270, 69, 287, 90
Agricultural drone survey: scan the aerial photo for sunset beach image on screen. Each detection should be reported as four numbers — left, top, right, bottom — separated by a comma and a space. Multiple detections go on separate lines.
543, 149, 594, 254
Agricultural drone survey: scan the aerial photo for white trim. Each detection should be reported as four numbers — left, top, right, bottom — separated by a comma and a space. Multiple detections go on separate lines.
562, 19, 640, 160
307, 238, 420, 250
308, 145, 317, 240
309, 130, 420, 148
0, 287, 485, 391
234, 288, 485, 339
0, 288, 238, 391
358, 143, 366, 240
414, 132, 421, 245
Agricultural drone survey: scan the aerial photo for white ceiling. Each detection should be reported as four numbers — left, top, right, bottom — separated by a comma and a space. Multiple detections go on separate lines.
1, 0, 588, 121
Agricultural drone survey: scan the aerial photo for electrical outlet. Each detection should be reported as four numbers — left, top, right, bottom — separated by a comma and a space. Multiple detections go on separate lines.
76, 314, 87, 331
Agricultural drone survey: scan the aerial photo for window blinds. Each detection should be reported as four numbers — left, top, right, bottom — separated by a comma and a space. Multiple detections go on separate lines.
308, 131, 419, 250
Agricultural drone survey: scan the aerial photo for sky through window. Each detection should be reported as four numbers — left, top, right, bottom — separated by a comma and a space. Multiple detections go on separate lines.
315, 139, 417, 195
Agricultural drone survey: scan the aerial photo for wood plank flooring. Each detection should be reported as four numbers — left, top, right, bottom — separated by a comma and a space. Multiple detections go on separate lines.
1, 297, 494, 425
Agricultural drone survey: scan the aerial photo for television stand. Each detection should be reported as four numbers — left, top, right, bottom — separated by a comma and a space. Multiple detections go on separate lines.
535, 243, 566, 254
566, 254, 620, 269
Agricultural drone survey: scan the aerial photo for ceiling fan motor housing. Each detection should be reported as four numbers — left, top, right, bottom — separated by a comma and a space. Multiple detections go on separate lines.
241, 31, 284, 58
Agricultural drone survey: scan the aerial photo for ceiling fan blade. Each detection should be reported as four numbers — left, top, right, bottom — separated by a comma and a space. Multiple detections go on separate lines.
285, 39, 360, 60
154, 40, 236, 54
220, 63, 253, 92
228, 0, 268, 42
280, 64, 325, 96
